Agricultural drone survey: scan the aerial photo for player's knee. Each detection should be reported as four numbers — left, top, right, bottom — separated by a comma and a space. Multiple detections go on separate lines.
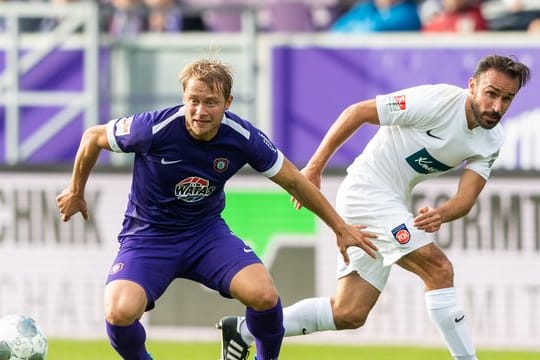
105, 305, 139, 326
246, 286, 280, 311
333, 306, 368, 330
432, 257, 454, 285
104, 297, 145, 326
104, 280, 147, 325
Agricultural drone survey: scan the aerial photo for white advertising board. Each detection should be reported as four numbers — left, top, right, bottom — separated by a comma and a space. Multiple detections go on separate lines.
0, 172, 538, 351
0, 173, 128, 338
314, 175, 540, 350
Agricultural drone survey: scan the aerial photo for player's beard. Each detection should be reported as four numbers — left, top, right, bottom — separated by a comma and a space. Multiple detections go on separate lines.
469, 99, 501, 130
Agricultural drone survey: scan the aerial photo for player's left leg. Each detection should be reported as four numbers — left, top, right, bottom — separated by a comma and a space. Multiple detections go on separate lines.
191, 218, 283, 360
229, 263, 284, 360
398, 243, 477, 360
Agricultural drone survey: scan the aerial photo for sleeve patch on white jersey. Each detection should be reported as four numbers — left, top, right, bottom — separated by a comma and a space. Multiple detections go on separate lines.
386, 95, 407, 112
114, 116, 133, 136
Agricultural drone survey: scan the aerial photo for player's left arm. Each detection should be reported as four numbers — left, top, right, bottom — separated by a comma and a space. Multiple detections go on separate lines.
270, 158, 378, 263
414, 169, 486, 233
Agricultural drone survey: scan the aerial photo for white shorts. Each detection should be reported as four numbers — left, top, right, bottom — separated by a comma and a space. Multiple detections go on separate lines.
335, 173, 433, 291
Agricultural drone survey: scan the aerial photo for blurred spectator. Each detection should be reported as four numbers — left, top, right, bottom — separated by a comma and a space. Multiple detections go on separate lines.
309, 0, 357, 30
332, 0, 361, 18
422, 0, 487, 32
528, 17, 540, 32
329, 0, 421, 33
144, 0, 182, 32
144, 0, 206, 32
177, 1, 206, 31
485, 0, 540, 31
105, 0, 147, 38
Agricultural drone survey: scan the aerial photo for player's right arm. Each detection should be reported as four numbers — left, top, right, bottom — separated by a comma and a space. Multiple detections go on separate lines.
56, 125, 112, 222
293, 99, 380, 209
414, 169, 487, 232
271, 158, 378, 262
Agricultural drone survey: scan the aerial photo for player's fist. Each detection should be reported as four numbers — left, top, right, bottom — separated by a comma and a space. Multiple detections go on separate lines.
56, 188, 89, 221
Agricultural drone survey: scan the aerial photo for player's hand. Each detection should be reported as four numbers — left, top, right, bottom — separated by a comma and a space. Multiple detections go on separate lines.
337, 224, 378, 264
56, 188, 89, 222
290, 166, 322, 210
413, 206, 442, 233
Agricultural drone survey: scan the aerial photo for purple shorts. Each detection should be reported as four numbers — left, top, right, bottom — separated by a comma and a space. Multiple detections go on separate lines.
106, 217, 261, 310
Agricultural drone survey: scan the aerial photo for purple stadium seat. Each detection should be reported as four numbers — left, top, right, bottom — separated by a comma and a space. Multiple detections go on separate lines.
263, 2, 315, 32
203, 11, 243, 32
183, 0, 247, 32
181, 0, 318, 32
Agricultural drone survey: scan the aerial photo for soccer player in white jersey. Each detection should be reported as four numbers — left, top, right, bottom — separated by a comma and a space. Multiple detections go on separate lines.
218, 54, 531, 360
56, 57, 378, 360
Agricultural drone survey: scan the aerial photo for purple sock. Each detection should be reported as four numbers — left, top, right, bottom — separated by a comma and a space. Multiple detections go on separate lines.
106, 320, 151, 360
245, 298, 284, 360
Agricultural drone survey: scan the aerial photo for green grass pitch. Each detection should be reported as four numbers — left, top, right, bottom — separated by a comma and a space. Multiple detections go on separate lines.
48, 339, 540, 359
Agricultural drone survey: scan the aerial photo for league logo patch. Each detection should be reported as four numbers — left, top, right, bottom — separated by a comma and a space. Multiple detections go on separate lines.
387, 95, 407, 112
391, 223, 411, 244
110, 262, 124, 275
115, 116, 133, 136
213, 158, 229, 173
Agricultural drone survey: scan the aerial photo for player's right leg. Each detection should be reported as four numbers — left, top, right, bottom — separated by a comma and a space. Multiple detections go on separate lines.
104, 236, 178, 360
104, 279, 151, 360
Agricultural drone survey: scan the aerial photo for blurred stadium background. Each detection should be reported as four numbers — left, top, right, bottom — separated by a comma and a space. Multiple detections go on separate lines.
1, 0, 539, 355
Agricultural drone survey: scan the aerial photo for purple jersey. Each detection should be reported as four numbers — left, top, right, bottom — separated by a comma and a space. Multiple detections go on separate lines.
106, 105, 284, 236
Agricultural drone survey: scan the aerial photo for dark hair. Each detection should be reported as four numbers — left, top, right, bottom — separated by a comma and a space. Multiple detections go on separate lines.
473, 55, 531, 89
179, 58, 233, 100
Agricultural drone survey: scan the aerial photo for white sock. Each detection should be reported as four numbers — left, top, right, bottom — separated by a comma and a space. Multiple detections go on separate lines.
283, 297, 337, 336
240, 297, 336, 344
425, 287, 477, 360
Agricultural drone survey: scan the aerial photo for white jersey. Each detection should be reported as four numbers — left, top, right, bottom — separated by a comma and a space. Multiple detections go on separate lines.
346, 83, 503, 206
336, 84, 504, 284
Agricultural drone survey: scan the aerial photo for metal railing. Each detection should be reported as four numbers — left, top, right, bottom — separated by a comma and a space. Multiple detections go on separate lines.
0, 2, 99, 165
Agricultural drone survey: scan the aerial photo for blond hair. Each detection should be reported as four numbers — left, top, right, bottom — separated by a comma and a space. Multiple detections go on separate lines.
179, 58, 234, 100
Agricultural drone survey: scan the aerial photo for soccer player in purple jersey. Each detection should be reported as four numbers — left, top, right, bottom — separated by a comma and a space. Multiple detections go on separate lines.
56, 58, 378, 360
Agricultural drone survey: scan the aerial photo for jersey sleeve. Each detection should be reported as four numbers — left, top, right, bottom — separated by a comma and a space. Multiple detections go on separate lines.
106, 113, 154, 155
464, 150, 499, 180
247, 128, 284, 177
375, 84, 456, 129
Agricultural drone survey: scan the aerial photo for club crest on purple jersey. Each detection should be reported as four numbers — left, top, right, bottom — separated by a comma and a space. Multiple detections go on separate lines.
110, 262, 124, 274
175, 176, 216, 202
213, 158, 229, 173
